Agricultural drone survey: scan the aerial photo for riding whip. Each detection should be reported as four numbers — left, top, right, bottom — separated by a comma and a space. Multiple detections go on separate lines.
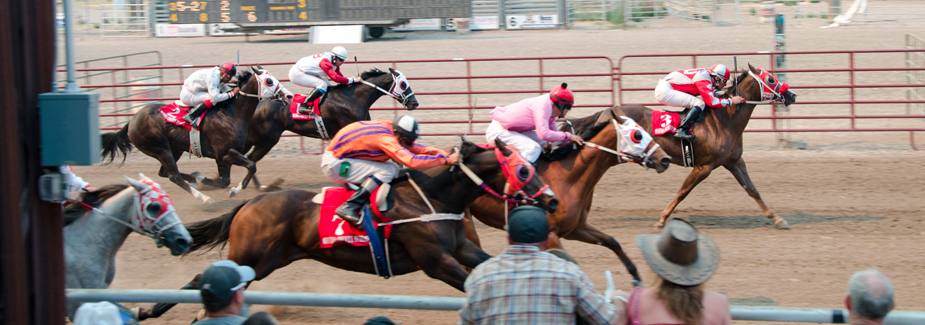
354, 56, 360, 76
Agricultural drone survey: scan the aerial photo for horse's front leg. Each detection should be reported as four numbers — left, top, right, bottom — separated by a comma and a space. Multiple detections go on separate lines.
404, 234, 471, 291
563, 223, 641, 286
135, 274, 201, 320
723, 158, 788, 229
462, 208, 482, 247
144, 147, 213, 204
223, 149, 257, 197
198, 152, 233, 189
657, 165, 714, 227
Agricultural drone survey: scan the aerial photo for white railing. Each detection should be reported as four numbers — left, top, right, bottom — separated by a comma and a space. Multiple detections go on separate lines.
66, 289, 925, 324
906, 33, 925, 119
101, 3, 149, 37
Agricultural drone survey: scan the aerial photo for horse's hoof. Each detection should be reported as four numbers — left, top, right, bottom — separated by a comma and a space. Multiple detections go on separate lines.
202, 196, 215, 205
259, 185, 269, 191
654, 222, 665, 228
775, 218, 790, 229
631, 279, 644, 288
189, 182, 198, 190
133, 307, 152, 320
229, 187, 241, 197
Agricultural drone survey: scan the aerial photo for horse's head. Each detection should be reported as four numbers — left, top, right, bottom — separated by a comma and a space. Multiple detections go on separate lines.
735, 63, 797, 106
252, 67, 286, 100
384, 68, 418, 110
124, 173, 191, 256
598, 107, 671, 173
458, 139, 558, 213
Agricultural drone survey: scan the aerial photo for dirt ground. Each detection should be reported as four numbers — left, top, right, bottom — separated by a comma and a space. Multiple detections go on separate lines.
66, 11, 925, 325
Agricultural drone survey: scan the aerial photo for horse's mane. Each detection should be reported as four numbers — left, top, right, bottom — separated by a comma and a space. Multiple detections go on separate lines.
63, 184, 130, 227
559, 110, 605, 135
328, 69, 389, 91
458, 139, 487, 160
543, 120, 610, 162
725, 69, 750, 97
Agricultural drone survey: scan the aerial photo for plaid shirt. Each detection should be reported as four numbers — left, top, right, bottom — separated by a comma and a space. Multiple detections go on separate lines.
458, 246, 619, 325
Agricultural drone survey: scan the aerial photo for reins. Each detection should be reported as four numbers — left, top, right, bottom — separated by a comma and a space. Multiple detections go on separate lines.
74, 199, 181, 248
583, 118, 661, 169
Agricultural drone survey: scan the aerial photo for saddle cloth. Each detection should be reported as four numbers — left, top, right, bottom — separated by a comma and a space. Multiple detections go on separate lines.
317, 186, 393, 248
290, 94, 321, 121
159, 102, 205, 131
652, 110, 681, 136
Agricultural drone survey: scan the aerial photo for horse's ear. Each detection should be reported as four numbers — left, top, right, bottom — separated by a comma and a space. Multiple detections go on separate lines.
256, 63, 263, 70
748, 63, 758, 74
124, 175, 149, 193
138, 173, 155, 184
251, 66, 260, 74
494, 138, 512, 155
389, 67, 398, 76
607, 106, 625, 124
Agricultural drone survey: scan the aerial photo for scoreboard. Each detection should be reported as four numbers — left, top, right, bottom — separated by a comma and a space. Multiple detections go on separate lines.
167, 0, 471, 24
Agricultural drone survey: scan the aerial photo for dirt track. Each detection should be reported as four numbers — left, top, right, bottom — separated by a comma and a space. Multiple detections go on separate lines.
68, 13, 925, 325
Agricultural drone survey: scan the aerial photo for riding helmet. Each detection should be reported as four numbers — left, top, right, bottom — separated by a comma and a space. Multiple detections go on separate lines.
392, 115, 421, 140
710, 63, 731, 83
331, 46, 348, 61
220, 62, 237, 77
549, 83, 574, 105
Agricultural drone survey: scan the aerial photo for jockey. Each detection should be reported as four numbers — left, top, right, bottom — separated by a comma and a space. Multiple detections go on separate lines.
654, 63, 745, 139
485, 83, 584, 164
289, 46, 361, 115
60, 165, 94, 203
320, 116, 460, 226
181, 62, 240, 125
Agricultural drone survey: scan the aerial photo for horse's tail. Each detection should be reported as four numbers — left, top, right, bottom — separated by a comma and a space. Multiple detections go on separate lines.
100, 123, 132, 166
184, 200, 247, 256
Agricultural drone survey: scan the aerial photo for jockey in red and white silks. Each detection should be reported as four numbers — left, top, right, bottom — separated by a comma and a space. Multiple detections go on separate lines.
288, 46, 360, 114
485, 83, 584, 164
180, 62, 240, 125
654, 63, 744, 139
60, 165, 94, 203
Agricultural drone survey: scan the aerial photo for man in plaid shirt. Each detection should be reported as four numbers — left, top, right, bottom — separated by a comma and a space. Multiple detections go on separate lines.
458, 206, 625, 325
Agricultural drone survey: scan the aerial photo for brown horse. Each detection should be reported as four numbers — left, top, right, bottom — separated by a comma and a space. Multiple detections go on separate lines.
244, 68, 418, 189
136, 140, 559, 320
605, 63, 797, 228
101, 67, 269, 204
464, 107, 671, 284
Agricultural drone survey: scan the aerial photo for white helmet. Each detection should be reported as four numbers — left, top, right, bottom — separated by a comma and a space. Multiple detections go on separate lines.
331, 46, 348, 61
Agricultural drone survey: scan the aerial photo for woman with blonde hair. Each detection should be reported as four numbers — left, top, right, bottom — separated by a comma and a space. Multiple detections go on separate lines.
625, 218, 731, 325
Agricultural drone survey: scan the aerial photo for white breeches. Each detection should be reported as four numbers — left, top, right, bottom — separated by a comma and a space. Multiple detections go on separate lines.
321, 151, 399, 184
485, 120, 545, 163
179, 89, 213, 107
289, 66, 330, 92
654, 79, 704, 112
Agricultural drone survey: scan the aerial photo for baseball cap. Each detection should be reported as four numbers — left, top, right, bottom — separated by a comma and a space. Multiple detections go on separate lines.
506, 205, 550, 243
73, 301, 122, 325
200, 260, 256, 303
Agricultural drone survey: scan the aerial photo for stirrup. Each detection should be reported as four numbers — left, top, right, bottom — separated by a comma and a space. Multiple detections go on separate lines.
674, 129, 695, 140
297, 104, 313, 115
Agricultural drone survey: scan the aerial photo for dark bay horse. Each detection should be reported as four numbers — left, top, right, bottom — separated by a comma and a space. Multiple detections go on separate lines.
136, 140, 558, 320
245, 68, 418, 189
464, 107, 671, 284
611, 63, 797, 228
101, 67, 271, 204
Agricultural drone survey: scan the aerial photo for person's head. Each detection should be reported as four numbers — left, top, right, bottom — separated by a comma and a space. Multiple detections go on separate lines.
846, 269, 895, 322
506, 205, 550, 248
549, 83, 574, 118
709, 63, 731, 90
636, 218, 720, 325
331, 46, 348, 67
219, 62, 237, 83
73, 301, 125, 325
363, 316, 399, 325
392, 115, 421, 149
200, 260, 256, 315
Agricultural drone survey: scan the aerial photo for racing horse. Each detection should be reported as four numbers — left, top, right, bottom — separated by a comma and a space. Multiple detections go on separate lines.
244, 68, 418, 189
602, 63, 797, 228
464, 107, 671, 284
64, 174, 191, 321
101, 67, 275, 204
135, 140, 558, 320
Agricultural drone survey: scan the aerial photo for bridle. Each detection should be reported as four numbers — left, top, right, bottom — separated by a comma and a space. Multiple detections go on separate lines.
75, 181, 182, 247
453, 146, 549, 205
578, 118, 661, 170
240, 71, 283, 100
360, 72, 415, 108
742, 69, 788, 105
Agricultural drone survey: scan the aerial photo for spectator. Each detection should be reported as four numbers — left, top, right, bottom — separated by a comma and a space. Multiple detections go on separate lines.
363, 316, 399, 325
546, 248, 579, 266
73, 301, 137, 325
193, 260, 256, 325
846, 269, 894, 325
458, 205, 624, 325
241, 311, 280, 325
628, 217, 730, 325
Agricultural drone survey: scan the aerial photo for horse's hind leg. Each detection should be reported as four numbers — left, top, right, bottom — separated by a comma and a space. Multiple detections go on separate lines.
564, 223, 642, 285
657, 165, 714, 227
724, 158, 788, 229
160, 149, 198, 184
146, 147, 214, 204
135, 274, 202, 320
223, 149, 257, 197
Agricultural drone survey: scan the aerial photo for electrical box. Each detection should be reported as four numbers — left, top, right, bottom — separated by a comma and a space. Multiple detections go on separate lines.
38, 92, 101, 166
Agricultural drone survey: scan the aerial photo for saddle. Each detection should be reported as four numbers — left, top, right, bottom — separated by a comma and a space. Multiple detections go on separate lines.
314, 183, 394, 249
159, 102, 206, 157
289, 93, 322, 120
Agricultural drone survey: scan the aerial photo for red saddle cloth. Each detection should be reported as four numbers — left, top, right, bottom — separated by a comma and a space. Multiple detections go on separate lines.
159, 102, 206, 131
290, 94, 321, 121
475, 143, 496, 149
318, 187, 393, 248
652, 110, 680, 136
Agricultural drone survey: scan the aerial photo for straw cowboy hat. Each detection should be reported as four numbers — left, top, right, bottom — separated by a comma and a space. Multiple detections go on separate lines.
636, 218, 720, 286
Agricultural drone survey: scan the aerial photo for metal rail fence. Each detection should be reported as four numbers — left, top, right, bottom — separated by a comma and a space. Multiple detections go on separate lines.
616, 49, 925, 149
101, 3, 149, 37
66, 289, 925, 324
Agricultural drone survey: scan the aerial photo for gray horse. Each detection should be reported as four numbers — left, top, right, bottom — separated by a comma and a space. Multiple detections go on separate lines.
64, 174, 192, 321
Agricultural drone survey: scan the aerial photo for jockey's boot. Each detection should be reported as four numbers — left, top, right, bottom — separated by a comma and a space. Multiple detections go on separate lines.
298, 88, 324, 115
674, 105, 704, 140
183, 103, 208, 126
335, 176, 383, 227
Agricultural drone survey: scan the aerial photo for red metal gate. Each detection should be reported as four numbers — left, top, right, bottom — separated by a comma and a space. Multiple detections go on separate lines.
615, 49, 925, 149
